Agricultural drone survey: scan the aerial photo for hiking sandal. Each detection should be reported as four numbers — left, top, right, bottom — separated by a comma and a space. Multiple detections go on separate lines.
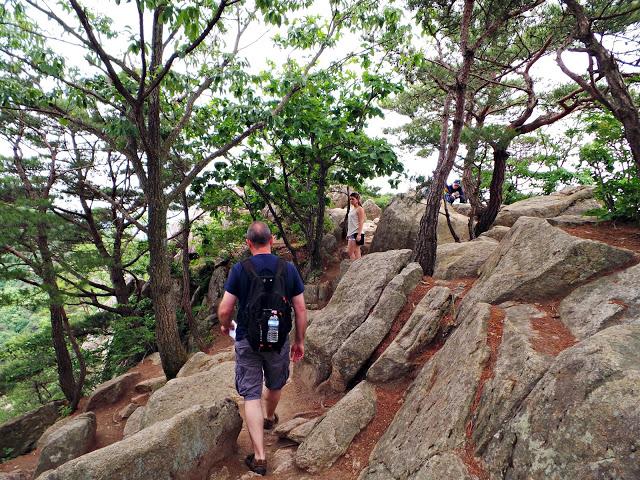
245, 454, 267, 476
263, 413, 279, 430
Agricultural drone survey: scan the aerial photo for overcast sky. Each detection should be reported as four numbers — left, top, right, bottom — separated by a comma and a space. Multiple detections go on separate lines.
11, 1, 599, 193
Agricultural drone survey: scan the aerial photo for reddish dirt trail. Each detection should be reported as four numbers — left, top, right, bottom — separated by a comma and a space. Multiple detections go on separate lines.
562, 221, 640, 254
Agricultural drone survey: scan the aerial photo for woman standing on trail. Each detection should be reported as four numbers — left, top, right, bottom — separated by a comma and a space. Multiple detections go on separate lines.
347, 192, 365, 259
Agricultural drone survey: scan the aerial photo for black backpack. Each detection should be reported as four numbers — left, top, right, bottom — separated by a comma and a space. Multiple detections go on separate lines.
241, 258, 292, 352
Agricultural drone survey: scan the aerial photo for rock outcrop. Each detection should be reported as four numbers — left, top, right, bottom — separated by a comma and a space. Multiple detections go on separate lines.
176, 349, 235, 378
484, 324, 640, 479
434, 238, 498, 279
36, 400, 242, 480
360, 303, 491, 479
462, 216, 636, 306
34, 412, 96, 477
84, 372, 140, 412
367, 286, 453, 384
0, 401, 63, 459
295, 381, 376, 473
559, 263, 640, 340
494, 186, 600, 227
327, 262, 423, 391
295, 250, 413, 389
471, 303, 553, 453
129, 361, 237, 434
370, 194, 469, 252
362, 199, 382, 220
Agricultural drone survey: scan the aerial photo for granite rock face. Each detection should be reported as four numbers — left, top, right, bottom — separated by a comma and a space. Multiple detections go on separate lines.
367, 286, 453, 384
471, 303, 554, 453
484, 324, 640, 480
294, 250, 413, 389
34, 412, 97, 477
360, 303, 491, 479
84, 372, 140, 412
370, 194, 469, 253
295, 381, 376, 473
327, 263, 423, 391
462, 216, 636, 307
0, 401, 64, 459
36, 400, 242, 480
434, 239, 498, 279
136, 361, 238, 431
559, 263, 640, 340
494, 185, 599, 227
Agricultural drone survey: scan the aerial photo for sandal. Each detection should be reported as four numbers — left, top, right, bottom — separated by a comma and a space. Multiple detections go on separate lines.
263, 413, 279, 430
245, 454, 267, 476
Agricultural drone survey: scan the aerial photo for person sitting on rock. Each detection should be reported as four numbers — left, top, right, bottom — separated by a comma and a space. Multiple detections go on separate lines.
444, 179, 467, 204
217, 221, 307, 476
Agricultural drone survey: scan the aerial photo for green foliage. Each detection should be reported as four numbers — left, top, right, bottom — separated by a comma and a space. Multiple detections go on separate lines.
578, 111, 640, 222
192, 213, 253, 260
102, 299, 156, 379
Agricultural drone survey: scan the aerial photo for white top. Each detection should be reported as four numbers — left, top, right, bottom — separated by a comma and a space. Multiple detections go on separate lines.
347, 207, 360, 236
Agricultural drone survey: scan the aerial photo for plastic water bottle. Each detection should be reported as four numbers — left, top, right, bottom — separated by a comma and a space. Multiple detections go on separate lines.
267, 310, 279, 343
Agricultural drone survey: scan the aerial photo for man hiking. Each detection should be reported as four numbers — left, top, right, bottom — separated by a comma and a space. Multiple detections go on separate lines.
217, 221, 307, 476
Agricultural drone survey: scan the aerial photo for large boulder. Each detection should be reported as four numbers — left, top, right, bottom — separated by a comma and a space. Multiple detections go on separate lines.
135, 361, 238, 432
328, 187, 350, 208
176, 349, 235, 378
295, 381, 376, 473
471, 303, 553, 454
360, 452, 475, 480
370, 194, 470, 253
34, 412, 97, 477
494, 186, 599, 227
327, 263, 423, 391
559, 263, 640, 340
433, 238, 498, 279
84, 372, 140, 412
367, 286, 453, 384
462, 216, 636, 307
362, 199, 382, 220
36, 400, 242, 480
478, 225, 510, 242
0, 401, 64, 459
484, 324, 640, 480
294, 250, 413, 389
360, 303, 491, 480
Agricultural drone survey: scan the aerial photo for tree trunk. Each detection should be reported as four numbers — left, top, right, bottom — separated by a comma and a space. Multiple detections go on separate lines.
563, 0, 640, 173
442, 200, 460, 242
49, 303, 77, 402
181, 191, 205, 352
36, 223, 81, 406
62, 308, 86, 411
148, 192, 187, 379
309, 162, 327, 271
146, 10, 187, 379
413, 0, 475, 275
474, 146, 508, 236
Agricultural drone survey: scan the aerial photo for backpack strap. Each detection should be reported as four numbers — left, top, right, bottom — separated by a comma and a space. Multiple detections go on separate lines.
242, 258, 259, 279
275, 258, 286, 280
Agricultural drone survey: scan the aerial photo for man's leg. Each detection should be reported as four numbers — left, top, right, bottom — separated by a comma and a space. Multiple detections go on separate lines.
235, 339, 267, 463
244, 399, 266, 460
263, 387, 282, 421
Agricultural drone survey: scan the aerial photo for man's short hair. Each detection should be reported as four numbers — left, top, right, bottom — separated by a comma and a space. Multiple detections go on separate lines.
246, 221, 272, 246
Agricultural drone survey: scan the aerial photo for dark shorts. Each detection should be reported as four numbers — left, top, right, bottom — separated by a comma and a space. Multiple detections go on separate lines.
234, 338, 290, 400
347, 233, 357, 241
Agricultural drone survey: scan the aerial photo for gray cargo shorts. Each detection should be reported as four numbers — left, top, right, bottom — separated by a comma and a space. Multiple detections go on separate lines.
234, 337, 290, 400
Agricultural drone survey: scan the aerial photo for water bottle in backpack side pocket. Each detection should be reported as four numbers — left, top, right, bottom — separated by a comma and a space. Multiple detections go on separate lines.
267, 310, 279, 343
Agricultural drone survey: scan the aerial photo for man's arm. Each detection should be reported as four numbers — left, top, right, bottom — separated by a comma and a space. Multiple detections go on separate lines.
290, 293, 307, 362
217, 291, 238, 336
